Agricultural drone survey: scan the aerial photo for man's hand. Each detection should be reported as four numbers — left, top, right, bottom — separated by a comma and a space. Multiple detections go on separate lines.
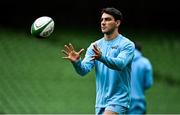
91, 44, 102, 61
62, 43, 84, 62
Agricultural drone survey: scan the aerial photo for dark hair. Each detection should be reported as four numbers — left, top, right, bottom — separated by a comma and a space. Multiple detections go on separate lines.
101, 7, 123, 21
134, 41, 142, 51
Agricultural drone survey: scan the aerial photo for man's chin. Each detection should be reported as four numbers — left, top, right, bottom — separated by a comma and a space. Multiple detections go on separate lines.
102, 31, 111, 35
102, 30, 108, 34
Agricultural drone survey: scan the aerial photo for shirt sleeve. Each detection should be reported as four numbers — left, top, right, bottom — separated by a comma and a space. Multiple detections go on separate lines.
98, 42, 135, 71
72, 44, 95, 76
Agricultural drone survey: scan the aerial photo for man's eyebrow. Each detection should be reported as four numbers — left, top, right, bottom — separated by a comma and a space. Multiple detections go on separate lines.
101, 17, 112, 20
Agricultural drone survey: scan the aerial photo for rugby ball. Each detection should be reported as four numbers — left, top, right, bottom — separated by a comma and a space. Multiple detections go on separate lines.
31, 16, 54, 38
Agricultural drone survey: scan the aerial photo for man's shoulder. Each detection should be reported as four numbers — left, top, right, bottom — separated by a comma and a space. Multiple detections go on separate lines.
87, 37, 104, 49
92, 37, 104, 45
96, 37, 104, 42
119, 34, 135, 46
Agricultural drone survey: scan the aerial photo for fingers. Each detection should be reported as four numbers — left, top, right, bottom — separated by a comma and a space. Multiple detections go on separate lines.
93, 44, 101, 54
78, 48, 84, 55
90, 57, 95, 61
62, 56, 69, 59
69, 43, 74, 51
91, 43, 101, 61
61, 50, 68, 56
64, 43, 74, 52
61, 43, 84, 61
90, 55, 99, 61
62, 56, 73, 61
62, 56, 70, 60
64, 45, 71, 53
92, 48, 99, 54
90, 56, 96, 61
93, 44, 99, 51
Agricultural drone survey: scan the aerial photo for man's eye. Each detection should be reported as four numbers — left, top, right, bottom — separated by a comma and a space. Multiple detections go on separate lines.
106, 18, 112, 21
101, 18, 112, 22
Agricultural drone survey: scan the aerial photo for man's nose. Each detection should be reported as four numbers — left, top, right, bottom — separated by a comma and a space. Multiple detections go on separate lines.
101, 20, 105, 25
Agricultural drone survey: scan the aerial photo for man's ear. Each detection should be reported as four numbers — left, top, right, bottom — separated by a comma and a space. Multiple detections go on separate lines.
116, 20, 121, 27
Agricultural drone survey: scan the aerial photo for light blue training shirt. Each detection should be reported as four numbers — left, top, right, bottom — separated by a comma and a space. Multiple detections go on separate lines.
128, 49, 153, 114
72, 34, 135, 109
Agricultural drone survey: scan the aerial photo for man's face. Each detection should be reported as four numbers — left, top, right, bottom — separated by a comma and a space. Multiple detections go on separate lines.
101, 13, 119, 35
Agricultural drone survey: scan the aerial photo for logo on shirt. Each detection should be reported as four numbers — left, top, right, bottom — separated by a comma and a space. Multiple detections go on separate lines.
111, 45, 119, 49
108, 45, 119, 56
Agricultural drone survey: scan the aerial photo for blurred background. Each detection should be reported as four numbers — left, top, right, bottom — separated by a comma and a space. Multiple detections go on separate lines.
0, 0, 180, 114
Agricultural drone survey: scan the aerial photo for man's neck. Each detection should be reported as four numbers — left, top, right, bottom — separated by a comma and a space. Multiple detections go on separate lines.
104, 31, 119, 41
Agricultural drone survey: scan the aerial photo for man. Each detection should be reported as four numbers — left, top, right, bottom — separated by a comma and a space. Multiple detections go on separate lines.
62, 7, 135, 114
128, 42, 153, 114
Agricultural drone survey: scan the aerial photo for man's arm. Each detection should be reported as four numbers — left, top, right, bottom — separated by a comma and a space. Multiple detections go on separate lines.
92, 42, 135, 71
62, 43, 94, 76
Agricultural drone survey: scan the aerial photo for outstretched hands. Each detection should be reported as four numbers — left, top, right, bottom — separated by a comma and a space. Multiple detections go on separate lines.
62, 43, 84, 62
61, 43, 101, 62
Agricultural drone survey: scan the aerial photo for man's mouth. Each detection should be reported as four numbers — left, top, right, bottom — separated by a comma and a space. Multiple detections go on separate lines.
101, 27, 106, 30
